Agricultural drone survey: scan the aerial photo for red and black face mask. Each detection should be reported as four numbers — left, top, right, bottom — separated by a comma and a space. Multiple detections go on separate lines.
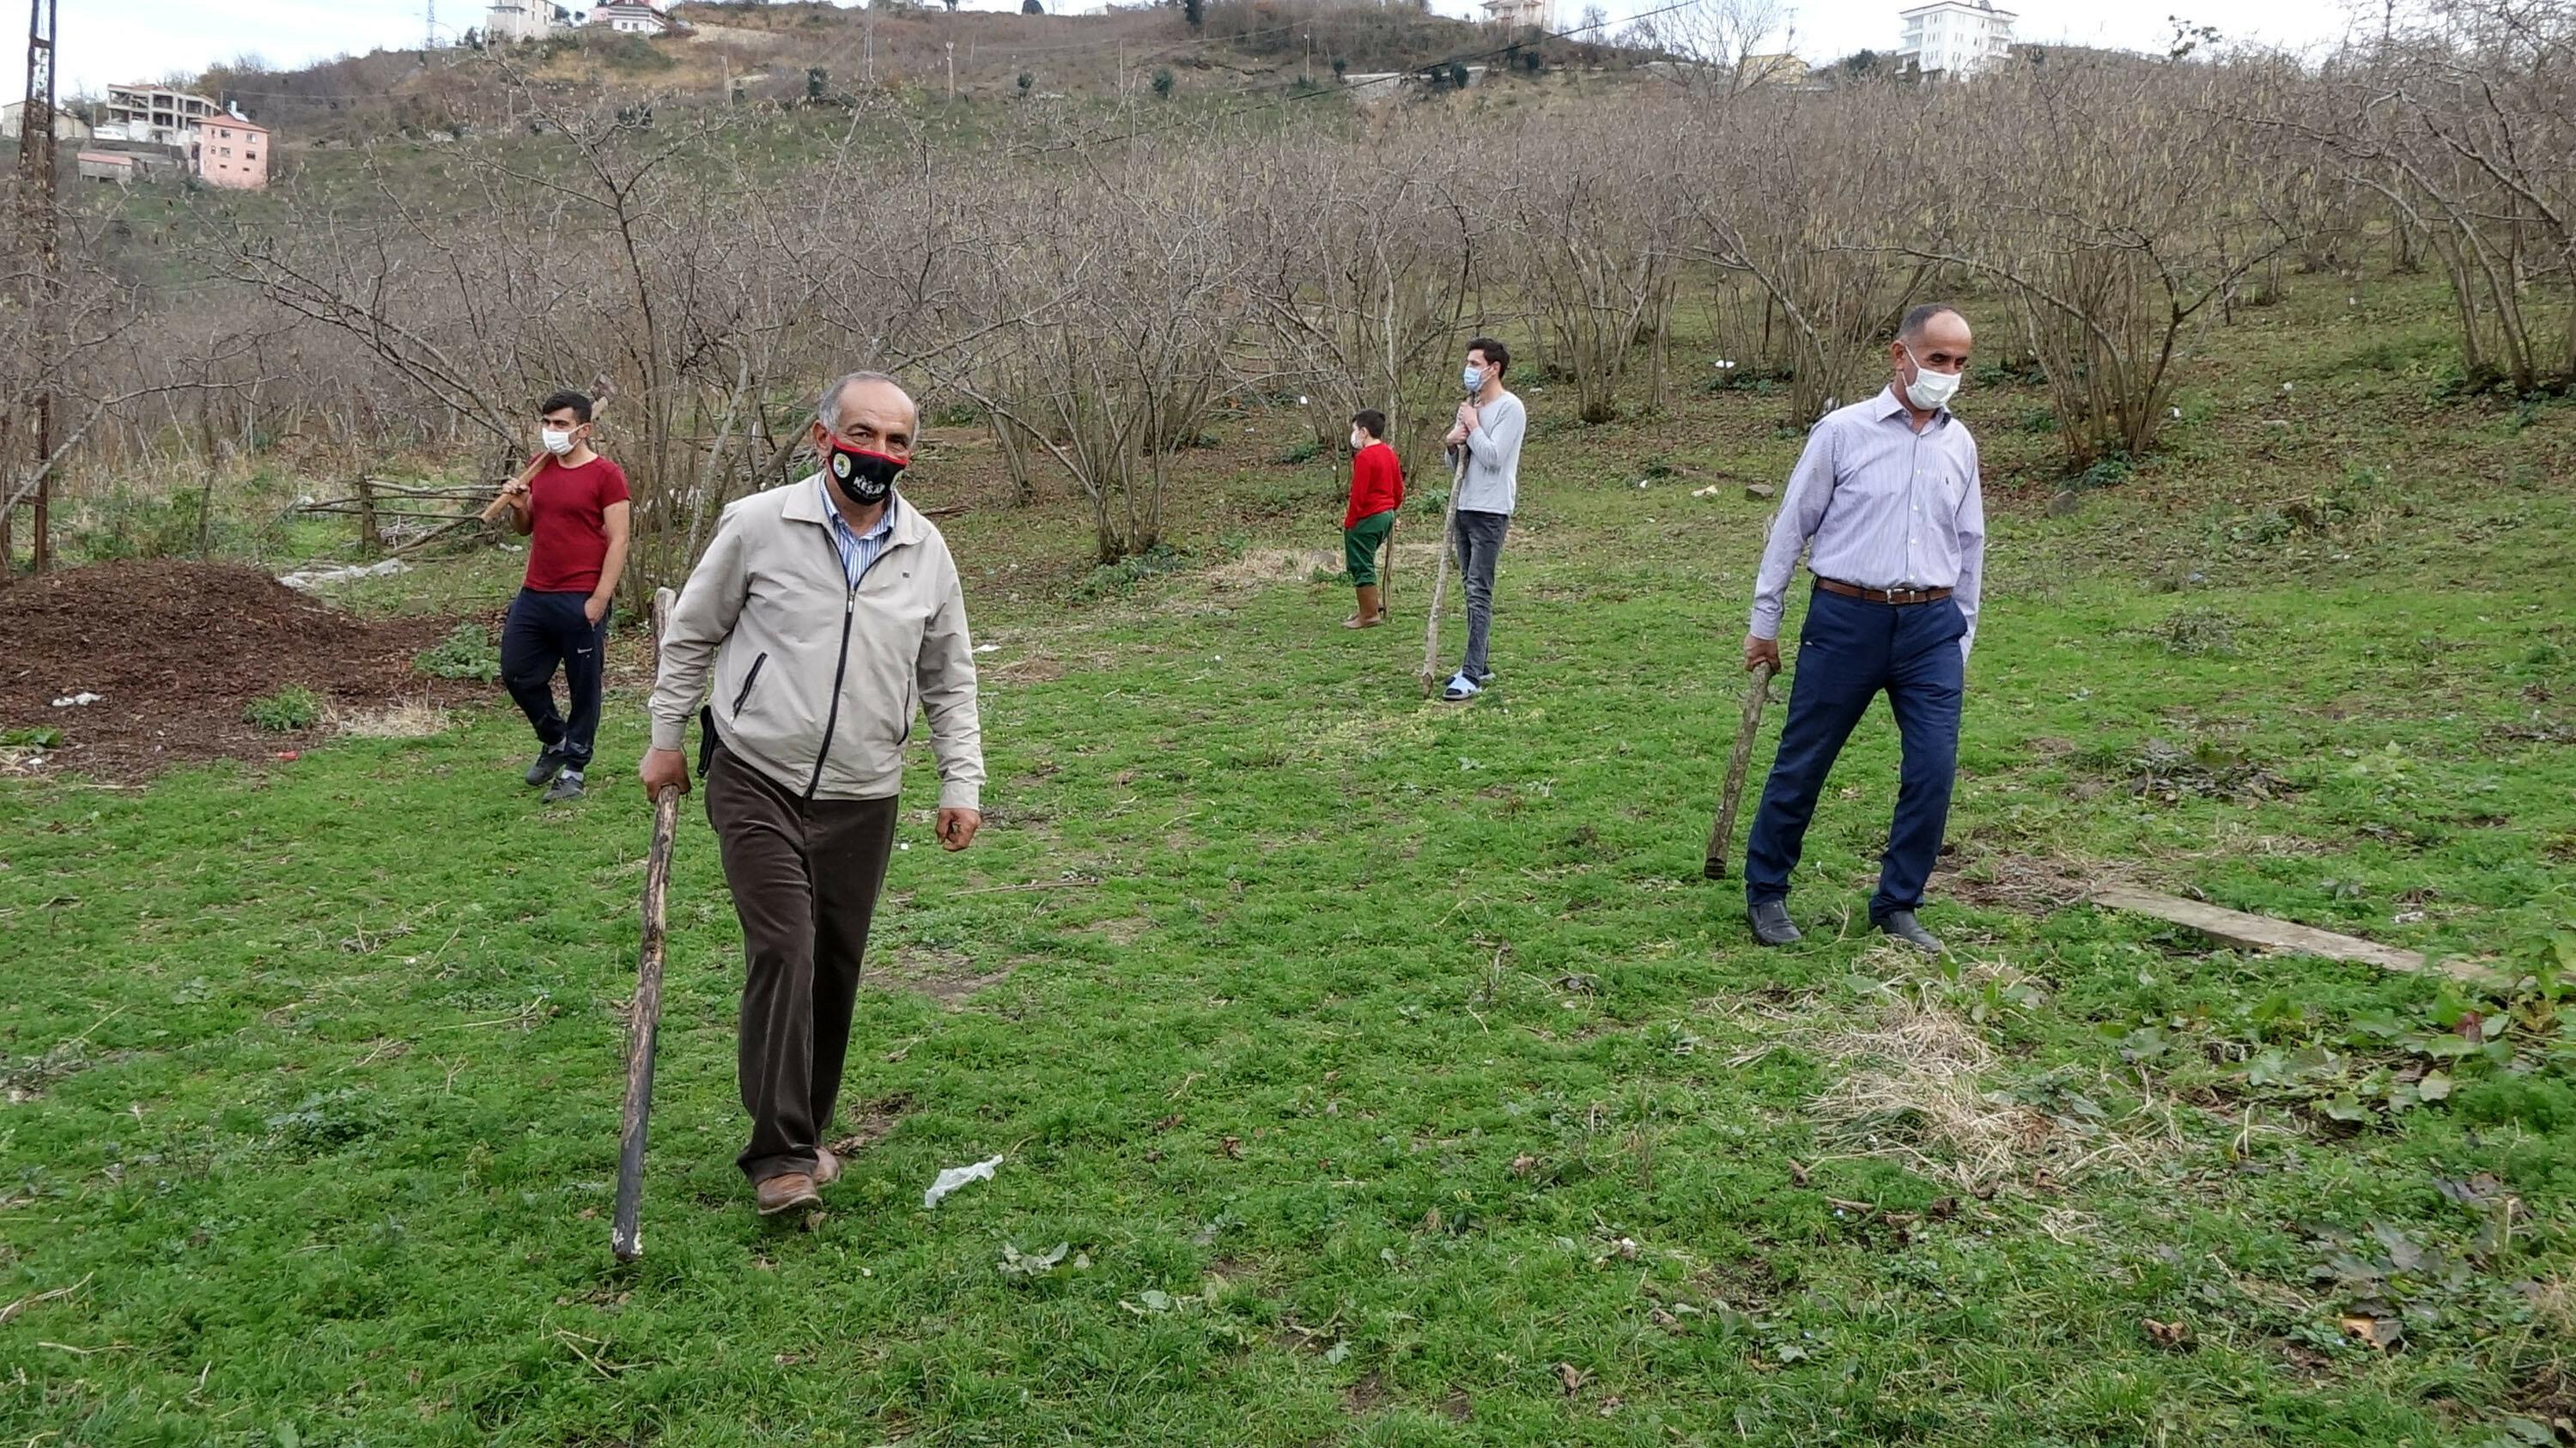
825, 438, 907, 506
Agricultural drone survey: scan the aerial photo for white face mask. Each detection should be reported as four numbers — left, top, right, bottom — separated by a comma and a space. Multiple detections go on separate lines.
540, 428, 576, 456
1462, 364, 1485, 394
1899, 346, 1962, 411
1350, 431, 1368, 451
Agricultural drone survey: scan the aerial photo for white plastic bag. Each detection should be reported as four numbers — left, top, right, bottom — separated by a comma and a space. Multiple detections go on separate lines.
922, 1155, 1003, 1209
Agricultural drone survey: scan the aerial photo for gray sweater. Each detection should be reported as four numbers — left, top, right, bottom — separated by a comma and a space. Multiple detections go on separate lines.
1454, 390, 1526, 514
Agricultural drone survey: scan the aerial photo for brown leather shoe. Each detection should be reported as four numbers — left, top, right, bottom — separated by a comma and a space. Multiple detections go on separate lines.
754, 1171, 821, 1216
812, 1147, 841, 1188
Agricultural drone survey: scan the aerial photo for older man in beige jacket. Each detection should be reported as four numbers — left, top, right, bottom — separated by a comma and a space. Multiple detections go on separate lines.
641, 371, 985, 1218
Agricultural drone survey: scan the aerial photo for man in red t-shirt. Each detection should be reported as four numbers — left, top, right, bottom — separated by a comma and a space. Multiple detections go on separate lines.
498, 389, 631, 802
1340, 408, 1405, 630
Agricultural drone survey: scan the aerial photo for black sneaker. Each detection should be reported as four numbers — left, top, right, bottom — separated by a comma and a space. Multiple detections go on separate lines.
543, 770, 586, 804
525, 746, 568, 787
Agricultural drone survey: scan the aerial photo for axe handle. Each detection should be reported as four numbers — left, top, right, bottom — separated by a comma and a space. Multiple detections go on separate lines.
477, 453, 550, 525
611, 587, 679, 1262
1704, 660, 1777, 879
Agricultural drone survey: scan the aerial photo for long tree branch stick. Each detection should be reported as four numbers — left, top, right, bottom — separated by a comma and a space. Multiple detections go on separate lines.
1416, 445, 1469, 697
612, 587, 682, 1264
1704, 660, 1776, 879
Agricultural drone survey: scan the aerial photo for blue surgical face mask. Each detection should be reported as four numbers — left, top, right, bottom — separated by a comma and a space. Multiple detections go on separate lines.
1462, 364, 1485, 393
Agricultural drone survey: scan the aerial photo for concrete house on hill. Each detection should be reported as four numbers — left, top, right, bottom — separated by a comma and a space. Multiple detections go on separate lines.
97, 83, 218, 147
1, 100, 94, 141
590, 2, 677, 35
194, 114, 270, 190
485, 1, 580, 42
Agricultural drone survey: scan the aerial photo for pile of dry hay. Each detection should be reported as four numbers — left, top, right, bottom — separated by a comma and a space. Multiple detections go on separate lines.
1751, 948, 2160, 1193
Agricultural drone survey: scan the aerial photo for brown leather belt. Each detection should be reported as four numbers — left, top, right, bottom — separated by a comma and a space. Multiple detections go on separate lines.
1817, 578, 1952, 605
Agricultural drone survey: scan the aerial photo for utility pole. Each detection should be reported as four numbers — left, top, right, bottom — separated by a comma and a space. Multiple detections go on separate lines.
425, 0, 438, 49
945, 40, 955, 100
9, 0, 60, 575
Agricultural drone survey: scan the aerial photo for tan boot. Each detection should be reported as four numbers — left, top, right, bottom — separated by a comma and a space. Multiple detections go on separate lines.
754, 1171, 821, 1216
812, 1147, 841, 1187
1344, 585, 1385, 629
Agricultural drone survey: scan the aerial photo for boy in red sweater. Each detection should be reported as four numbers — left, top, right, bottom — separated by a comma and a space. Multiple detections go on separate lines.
497, 389, 631, 802
1341, 409, 1404, 630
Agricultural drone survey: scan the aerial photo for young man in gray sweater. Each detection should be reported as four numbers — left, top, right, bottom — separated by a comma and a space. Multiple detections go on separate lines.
1440, 338, 1526, 703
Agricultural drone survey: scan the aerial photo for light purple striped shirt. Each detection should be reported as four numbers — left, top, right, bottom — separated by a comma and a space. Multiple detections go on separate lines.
1749, 386, 1987, 660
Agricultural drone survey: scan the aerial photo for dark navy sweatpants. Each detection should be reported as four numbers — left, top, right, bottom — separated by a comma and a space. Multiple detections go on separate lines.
500, 587, 611, 770
1742, 586, 1967, 921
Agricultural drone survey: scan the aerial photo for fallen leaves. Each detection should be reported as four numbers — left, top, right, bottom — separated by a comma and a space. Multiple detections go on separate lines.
2339, 1312, 2403, 1350
2142, 1317, 2191, 1349
998, 1241, 1073, 1277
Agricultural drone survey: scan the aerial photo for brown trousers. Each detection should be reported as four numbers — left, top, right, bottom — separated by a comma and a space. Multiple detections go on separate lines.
702, 745, 899, 1183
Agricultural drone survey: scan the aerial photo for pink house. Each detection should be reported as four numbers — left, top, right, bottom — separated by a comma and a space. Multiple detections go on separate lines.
193, 116, 270, 190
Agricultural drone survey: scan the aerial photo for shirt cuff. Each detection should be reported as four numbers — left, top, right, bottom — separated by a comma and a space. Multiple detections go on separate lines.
649, 715, 687, 751
939, 780, 982, 812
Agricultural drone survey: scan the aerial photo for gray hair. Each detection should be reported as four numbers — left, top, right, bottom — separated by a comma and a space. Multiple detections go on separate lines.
816, 370, 911, 432
1898, 303, 1967, 344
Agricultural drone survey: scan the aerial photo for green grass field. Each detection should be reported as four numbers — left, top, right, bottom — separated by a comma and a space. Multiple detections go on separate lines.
5, 277, 2575, 1445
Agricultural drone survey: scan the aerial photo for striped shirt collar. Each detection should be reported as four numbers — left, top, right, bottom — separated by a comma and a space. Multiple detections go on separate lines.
818, 474, 897, 585
1877, 384, 1953, 427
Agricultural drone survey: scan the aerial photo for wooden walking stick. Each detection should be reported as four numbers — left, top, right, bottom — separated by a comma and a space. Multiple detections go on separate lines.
612, 586, 681, 1263
1702, 660, 1777, 879
1379, 517, 1395, 610
480, 371, 617, 526
1415, 446, 1469, 696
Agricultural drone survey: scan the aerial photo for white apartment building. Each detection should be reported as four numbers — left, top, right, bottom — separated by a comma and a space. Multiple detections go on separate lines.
485, 2, 577, 43
1897, 0, 2015, 77
96, 84, 219, 148
589, 2, 676, 35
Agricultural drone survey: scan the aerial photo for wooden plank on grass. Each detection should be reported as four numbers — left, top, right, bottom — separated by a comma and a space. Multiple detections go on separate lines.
2091, 885, 2500, 986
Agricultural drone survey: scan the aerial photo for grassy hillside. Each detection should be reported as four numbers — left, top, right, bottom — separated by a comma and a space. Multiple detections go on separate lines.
163, 0, 1541, 152
4, 274, 2574, 1443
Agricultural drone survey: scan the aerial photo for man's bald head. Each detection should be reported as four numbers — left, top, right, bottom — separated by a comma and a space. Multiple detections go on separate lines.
1890, 304, 1972, 411
1898, 304, 1971, 350
811, 371, 920, 463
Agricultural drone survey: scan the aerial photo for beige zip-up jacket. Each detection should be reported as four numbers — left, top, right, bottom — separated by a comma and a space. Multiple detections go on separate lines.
648, 478, 984, 809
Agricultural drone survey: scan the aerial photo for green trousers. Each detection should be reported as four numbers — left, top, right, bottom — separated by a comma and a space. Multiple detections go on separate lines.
1343, 511, 1394, 587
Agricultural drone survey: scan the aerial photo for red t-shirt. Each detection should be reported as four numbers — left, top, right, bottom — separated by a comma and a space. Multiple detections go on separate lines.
1345, 441, 1405, 529
522, 455, 630, 594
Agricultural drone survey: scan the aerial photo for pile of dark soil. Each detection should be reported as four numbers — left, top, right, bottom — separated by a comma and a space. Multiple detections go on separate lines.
0, 560, 477, 781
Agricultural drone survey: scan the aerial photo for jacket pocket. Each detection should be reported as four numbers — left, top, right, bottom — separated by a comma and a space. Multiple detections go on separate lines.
730, 652, 769, 718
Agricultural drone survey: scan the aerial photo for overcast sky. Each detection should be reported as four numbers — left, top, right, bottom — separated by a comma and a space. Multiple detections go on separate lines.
13, 0, 2365, 106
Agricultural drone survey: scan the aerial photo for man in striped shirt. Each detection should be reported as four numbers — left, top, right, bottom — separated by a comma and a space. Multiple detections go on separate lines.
1740, 304, 1987, 953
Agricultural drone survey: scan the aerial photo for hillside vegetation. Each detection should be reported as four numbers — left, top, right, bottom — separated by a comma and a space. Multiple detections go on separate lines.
174, 0, 1552, 149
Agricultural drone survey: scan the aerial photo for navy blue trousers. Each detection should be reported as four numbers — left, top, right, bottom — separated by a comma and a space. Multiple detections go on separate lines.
500, 587, 610, 770
1743, 587, 1966, 921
